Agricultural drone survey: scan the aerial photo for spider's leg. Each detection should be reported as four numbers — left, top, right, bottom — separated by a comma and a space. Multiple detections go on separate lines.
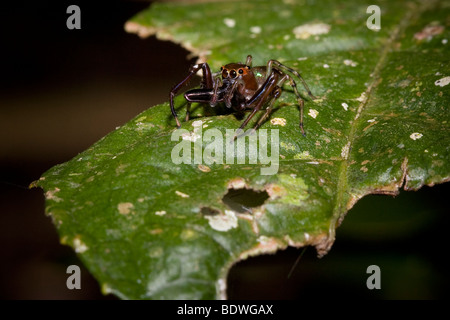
170, 63, 213, 127
224, 81, 240, 109
266, 61, 313, 136
185, 102, 191, 122
280, 73, 307, 136
209, 77, 222, 107
233, 71, 279, 140
267, 60, 316, 100
252, 87, 282, 133
245, 55, 253, 67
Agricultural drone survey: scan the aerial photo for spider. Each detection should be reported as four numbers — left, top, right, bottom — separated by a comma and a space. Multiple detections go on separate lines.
169, 55, 316, 137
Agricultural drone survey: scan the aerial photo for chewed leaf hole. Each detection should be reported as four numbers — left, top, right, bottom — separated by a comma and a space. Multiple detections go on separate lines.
200, 206, 221, 216
222, 188, 269, 213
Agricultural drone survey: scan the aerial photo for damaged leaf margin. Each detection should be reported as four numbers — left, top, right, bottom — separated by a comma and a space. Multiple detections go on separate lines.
33, 0, 449, 300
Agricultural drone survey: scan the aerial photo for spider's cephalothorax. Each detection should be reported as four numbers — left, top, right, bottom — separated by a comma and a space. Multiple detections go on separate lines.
169, 55, 316, 137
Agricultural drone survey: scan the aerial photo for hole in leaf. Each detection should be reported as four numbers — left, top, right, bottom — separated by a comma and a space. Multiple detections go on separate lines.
222, 188, 269, 213
200, 206, 221, 216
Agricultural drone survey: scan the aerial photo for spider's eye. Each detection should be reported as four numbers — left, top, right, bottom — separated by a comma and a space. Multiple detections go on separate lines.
222, 69, 228, 78
238, 68, 244, 74
246, 65, 251, 70
230, 70, 237, 78
220, 66, 223, 71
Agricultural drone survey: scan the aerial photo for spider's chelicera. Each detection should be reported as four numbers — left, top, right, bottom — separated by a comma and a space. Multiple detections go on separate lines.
170, 55, 316, 137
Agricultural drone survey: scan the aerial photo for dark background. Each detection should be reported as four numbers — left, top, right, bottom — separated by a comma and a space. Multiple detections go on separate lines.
0, 0, 448, 300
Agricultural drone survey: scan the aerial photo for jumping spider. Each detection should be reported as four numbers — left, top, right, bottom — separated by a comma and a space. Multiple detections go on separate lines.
170, 55, 316, 138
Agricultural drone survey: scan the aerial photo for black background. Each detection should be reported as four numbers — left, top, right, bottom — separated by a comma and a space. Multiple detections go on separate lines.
0, 0, 448, 300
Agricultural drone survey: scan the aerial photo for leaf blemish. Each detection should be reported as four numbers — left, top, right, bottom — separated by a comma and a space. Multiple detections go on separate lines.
435, 76, 450, 87
270, 117, 287, 126
343, 59, 358, 67
294, 151, 312, 160
223, 18, 235, 28
356, 91, 367, 102
265, 184, 286, 200
197, 164, 211, 172
118, 202, 134, 215
45, 188, 62, 202
308, 109, 319, 118
205, 210, 238, 232
227, 177, 247, 189
256, 236, 282, 251
250, 26, 261, 34
410, 132, 423, 140
341, 142, 351, 159
73, 236, 88, 253
175, 190, 190, 198
292, 22, 331, 39
414, 23, 444, 41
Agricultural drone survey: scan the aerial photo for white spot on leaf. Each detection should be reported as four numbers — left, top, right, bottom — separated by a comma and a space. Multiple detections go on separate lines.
250, 26, 261, 34
155, 211, 166, 216
227, 178, 246, 189
73, 237, 88, 253
45, 188, 62, 202
205, 210, 238, 232
175, 190, 190, 198
270, 117, 287, 126
192, 120, 203, 127
435, 76, 450, 87
181, 131, 201, 142
308, 109, 319, 118
356, 92, 367, 102
341, 102, 349, 111
410, 132, 423, 140
223, 18, 235, 28
343, 59, 358, 67
292, 23, 331, 39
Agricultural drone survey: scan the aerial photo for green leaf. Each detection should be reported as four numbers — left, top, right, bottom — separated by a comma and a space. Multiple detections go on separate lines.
35, 0, 449, 299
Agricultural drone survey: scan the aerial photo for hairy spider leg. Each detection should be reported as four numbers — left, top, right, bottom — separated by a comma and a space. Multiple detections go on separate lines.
233, 71, 280, 140
266, 60, 316, 135
185, 76, 222, 121
266, 60, 316, 100
224, 80, 241, 109
209, 77, 223, 108
245, 55, 253, 67
253, 86, 282, 132
282, 73, 308, 136
170, 63, 214, 127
